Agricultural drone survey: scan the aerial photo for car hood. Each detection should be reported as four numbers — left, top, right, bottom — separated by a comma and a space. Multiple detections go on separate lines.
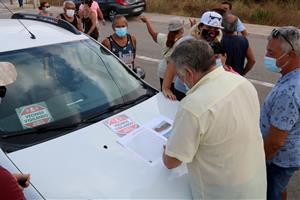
6, 93, 192, 199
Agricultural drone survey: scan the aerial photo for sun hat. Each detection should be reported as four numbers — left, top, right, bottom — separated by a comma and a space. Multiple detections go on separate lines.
168, 17, 184, 32
200, 11, 224, 29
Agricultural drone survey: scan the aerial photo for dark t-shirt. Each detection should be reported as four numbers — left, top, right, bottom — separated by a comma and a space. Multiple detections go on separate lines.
0, 166, 26, 200
221, 35, 249, 75
59, 13, 79, 30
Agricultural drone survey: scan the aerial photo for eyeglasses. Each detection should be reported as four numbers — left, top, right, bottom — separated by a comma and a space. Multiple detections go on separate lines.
271, 28, 295, 50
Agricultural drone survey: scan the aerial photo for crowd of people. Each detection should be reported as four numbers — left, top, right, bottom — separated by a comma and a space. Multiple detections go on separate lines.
158, 2, 300, 200
1, 0, 300, 200
37, 0, 105, 40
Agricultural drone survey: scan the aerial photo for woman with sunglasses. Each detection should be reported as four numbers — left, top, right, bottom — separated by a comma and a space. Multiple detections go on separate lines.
162, 11, 225, 101
38, 2, 51, 17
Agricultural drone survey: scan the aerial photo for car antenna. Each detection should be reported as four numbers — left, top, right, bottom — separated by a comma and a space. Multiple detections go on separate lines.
0, 0, 36, 39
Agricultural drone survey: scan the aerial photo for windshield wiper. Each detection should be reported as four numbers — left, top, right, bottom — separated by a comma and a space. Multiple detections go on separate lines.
0, 93, 153, 139
83, 93, 153, 123
0, 121, 84, 139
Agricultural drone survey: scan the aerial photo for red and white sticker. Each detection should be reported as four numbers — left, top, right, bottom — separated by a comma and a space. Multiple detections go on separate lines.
104, 114, 139, 135
16, 102, 53, 129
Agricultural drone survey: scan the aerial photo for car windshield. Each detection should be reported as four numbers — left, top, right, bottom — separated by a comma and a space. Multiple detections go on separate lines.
0, 39, 156, 141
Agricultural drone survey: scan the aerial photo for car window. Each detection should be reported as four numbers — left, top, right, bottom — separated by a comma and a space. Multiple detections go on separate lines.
0, 39, 155, 135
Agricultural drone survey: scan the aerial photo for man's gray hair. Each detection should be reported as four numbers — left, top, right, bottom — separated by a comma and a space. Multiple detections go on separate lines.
268, 26, 300, 57
63, 0, 75, 8
170, 39, 215, 72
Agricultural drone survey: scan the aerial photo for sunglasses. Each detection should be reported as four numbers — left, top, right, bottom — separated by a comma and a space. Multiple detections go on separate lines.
271, 28, 294, 50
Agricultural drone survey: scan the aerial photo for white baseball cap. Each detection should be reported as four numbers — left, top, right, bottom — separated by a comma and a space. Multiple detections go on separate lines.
200, 11, 224, 29
0, 62, 17, 86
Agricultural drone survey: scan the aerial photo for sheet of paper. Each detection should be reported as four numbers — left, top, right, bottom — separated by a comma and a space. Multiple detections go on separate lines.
145, 115, 174, 139
118, 128, 167, 165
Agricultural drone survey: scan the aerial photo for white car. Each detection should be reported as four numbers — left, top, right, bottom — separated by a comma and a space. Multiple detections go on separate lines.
0, 13, 191, 199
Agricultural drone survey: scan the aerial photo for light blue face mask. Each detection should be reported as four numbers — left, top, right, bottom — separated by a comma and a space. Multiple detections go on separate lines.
115, 27, 127, 37
215, 58, 223, 68
184, 83, 190, 91
264, 56, 281, 73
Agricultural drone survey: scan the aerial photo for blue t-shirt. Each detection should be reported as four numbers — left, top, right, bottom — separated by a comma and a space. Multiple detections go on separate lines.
260, 68, 300, 168
236, 18, 245, 33
221, 35, 249, 75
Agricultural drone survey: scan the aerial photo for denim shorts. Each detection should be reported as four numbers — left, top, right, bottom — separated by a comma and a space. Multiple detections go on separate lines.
267, 162, 299, 200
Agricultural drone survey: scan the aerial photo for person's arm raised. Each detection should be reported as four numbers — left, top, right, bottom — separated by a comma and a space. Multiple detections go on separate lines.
140, 15, 158, 43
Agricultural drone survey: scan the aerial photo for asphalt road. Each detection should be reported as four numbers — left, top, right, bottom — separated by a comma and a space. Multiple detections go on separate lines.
0, 4, 299, 199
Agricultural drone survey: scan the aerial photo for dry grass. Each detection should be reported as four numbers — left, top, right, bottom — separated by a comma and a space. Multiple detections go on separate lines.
146, 0, 300, 28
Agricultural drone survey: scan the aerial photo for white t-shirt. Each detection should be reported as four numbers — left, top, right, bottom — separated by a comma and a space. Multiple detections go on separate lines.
156, 33, 177, 79
166, 67, 267, 199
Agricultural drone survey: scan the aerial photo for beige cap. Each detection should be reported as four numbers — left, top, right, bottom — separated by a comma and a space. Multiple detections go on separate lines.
168, 17, 184, 32
0, 62, 17, 86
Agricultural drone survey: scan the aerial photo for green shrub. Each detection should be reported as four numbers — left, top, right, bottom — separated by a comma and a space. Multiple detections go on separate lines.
250, 8, 274, 24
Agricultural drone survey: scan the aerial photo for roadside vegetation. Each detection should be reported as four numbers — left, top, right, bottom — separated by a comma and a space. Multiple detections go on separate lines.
146, 0, 300, 28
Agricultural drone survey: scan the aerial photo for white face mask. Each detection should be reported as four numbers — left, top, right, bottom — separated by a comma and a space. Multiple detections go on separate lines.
44, 7, 50, 12
66, 9, 75, 17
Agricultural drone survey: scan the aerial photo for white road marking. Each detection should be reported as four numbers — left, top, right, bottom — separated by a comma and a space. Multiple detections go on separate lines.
248, 79, 275, 88
136, 55, 161, 63
136, 55, 275, 88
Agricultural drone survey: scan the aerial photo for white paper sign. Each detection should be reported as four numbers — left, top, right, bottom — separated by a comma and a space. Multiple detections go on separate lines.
104, 114, 140, 136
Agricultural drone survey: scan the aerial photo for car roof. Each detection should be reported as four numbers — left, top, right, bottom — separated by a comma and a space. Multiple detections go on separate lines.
0, 19, 87, 53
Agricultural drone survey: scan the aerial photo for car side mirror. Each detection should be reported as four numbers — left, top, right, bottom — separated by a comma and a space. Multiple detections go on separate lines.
134, 66, 145, 79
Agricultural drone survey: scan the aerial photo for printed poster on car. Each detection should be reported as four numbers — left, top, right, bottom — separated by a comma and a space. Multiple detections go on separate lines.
16, 102, 53, 129
104, 114, 140, 136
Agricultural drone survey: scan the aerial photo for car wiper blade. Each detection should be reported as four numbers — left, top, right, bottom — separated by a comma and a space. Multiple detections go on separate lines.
83, 94, 152, 123
0, 121, 83, 139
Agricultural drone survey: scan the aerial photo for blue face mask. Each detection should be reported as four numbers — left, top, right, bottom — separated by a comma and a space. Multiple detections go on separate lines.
264, 56, 281, 73
215, 58, 223, 67
115, 27, 127, 37
184, 83, 190, 91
